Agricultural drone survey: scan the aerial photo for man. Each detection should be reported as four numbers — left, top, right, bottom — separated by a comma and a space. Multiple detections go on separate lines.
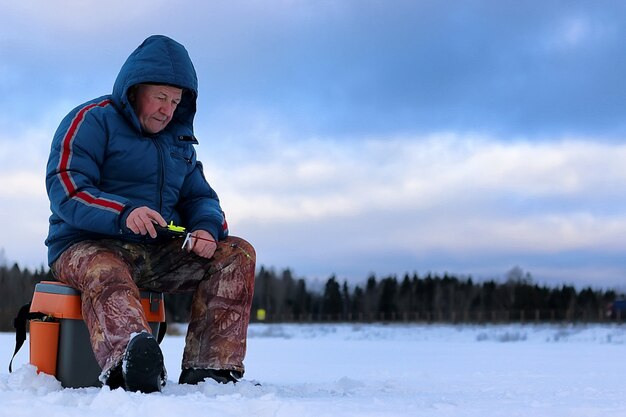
45, 35, 256, 393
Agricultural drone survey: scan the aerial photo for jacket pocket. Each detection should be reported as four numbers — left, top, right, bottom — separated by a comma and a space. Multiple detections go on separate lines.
171, 151, 192, 164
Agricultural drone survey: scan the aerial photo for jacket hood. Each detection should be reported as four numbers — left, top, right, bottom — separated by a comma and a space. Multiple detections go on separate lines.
112, 35, 198, 134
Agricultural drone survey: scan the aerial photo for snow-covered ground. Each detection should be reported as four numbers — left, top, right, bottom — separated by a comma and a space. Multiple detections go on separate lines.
1, 323, 626, 416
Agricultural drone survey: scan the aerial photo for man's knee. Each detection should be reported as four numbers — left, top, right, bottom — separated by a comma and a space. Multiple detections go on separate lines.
207, 237, 255, 301
80, 251, 137, 298
228, 236, 256, 266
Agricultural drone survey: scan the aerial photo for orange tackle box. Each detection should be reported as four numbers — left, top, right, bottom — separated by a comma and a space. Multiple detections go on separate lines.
28, 280, 165, 388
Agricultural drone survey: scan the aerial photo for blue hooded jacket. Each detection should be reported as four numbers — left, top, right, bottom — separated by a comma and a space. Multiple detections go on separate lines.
45, 35, 228, 265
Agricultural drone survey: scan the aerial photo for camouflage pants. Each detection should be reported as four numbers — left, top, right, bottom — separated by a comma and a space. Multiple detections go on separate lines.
51, 236, 255, 375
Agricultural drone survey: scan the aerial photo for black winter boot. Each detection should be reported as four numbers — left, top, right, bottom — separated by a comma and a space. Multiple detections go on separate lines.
178, 368, 243, 385
123, 332, 166, 393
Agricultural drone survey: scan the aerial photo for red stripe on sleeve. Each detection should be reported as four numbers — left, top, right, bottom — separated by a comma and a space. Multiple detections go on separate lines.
75, 191, 125, 212
57, 99, 123, 213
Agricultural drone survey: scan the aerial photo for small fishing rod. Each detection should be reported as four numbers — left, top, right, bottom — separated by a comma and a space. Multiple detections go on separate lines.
156, 221, 252, 259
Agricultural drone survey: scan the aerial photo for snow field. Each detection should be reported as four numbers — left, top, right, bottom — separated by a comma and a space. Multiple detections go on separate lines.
1, 323, 626, 417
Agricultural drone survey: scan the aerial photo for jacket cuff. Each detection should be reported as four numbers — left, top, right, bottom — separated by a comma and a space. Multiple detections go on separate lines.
118, 204, 135, 234
192, 221, 221, 242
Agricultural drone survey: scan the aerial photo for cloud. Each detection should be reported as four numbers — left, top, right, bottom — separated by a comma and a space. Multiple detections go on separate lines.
2, 122, 625, 285
207, 132, 626, 222
4, 1, 626, 138
184, 131, 626, 285
2, 1, 626, 287
186, 1, 626, 137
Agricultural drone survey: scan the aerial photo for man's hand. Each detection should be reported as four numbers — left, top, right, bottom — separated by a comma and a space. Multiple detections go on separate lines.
187, 229, 217, 259
126, 207, 167, 238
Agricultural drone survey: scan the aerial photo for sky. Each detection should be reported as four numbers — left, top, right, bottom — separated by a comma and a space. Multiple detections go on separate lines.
1, 0, 626, 289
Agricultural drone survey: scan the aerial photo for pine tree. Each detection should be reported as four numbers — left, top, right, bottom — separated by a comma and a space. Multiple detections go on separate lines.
322, 276, 342, 320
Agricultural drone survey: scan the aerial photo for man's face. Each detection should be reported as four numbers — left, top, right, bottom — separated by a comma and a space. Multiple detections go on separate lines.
132, 84, 183, 134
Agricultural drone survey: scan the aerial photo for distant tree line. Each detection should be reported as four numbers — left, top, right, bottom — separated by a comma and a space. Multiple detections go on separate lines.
248, 266, 622, 323
0, 263, 623, 331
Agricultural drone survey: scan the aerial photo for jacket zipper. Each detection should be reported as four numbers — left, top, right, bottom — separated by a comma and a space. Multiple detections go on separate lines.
151, 137, 165, 213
